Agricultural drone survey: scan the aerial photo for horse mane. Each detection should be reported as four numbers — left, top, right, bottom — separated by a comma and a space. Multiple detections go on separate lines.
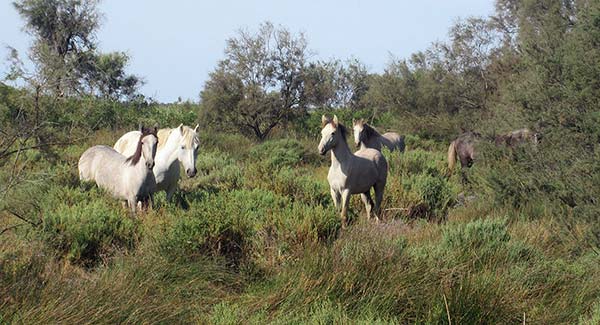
126, 127, 157, 166
337, 122, 349, 144
362, 123, 381, 139
156, 128, 173, 150
157, 125, 199, 150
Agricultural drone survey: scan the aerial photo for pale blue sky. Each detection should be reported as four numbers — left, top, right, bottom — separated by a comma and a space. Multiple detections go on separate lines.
0, 1, 495, 103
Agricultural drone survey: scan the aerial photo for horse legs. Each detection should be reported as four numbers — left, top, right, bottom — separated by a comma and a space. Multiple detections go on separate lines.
360, 191, 374, 220
147, 194, 154, 210
139, 194, 153, 211
330, 188, 341, 210
340, 189, 351, 228
373, 182, 385, 222
127, 197, 137, 215
166, 185, 177, 202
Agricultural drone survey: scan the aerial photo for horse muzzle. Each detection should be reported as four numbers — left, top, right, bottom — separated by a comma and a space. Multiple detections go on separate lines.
186, 168, 197, 177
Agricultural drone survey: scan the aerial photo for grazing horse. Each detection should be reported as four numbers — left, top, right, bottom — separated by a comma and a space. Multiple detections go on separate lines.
352, 118, 405, 152
114, 124, 200, 201
447, 131, 480, 173
79, 126, 158, 213
494, 128, 540, 147
319, 115, 388, 228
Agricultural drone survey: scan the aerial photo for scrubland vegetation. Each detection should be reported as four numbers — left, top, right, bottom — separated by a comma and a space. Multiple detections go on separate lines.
3, 0, 600, 324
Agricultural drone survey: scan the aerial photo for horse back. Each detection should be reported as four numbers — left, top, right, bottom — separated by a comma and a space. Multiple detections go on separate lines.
382, 132, 405, 152
79, 145, 125, 181
114, 131, 142, 157
353, 148, 388, 181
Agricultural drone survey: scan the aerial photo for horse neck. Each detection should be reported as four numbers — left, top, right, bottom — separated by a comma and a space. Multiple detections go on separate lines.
330, 137, 353, 167
125, 146, 149, 174
156, 130, 180, 165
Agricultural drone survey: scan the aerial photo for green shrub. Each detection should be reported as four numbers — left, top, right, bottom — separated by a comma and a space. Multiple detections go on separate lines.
250, 139, 306, 170
161, 189, 339, 269
191, 150, 243, 191
390, 149, 444, 177
401, 173, 455, 217
248, 167, 331, 206
200, 132, 254, 160
42, 200, 138, 266
442, 218, 510, 258
403, 134, 439, 151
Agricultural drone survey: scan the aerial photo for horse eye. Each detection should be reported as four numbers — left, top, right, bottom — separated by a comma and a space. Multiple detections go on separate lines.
331, 132, 335, 136
181, 146, 185, 149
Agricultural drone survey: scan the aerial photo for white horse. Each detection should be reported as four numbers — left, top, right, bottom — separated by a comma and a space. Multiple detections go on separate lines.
319, 115, 388, 228
352, 118, 405, 152
114, 124, 200, 201
79, 126, 158, 213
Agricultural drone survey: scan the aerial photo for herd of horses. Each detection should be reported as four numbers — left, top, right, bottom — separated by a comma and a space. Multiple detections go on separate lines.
79, 124, 200, 213
77, 116, 538, 227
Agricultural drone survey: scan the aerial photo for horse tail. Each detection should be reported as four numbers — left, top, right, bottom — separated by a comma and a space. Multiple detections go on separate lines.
447, 141, 457, 174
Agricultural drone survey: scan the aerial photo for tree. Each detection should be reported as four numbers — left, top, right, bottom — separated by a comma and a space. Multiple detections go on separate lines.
200, 22, 308, 140
304, 58, 369, 109
11, 0, 141, 99
78, 52, 143, 100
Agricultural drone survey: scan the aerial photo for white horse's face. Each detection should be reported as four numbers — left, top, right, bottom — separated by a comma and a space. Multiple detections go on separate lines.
353, 123, 364, 147
318, 122, 338, 155
176, 127, 200, 178
141, 134, 158, 170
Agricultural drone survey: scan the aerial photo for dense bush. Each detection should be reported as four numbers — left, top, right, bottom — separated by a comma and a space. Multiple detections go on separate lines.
191, 150, 243, 191
401, 173, 455, 217
384, 149, 456, 219
42, 197, 138, 266
160, 189, 338, 270
249, 139, 306, 170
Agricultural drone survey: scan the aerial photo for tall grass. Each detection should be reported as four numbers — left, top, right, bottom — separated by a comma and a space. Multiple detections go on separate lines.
2, 125, 600, 324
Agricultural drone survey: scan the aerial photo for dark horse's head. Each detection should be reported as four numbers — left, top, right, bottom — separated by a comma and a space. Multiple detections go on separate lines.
126, 125, 158, 169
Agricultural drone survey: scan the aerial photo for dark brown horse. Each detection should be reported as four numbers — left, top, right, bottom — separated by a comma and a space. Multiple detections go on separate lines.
494, 128, 540, 147
447, 132, 480, 173
448, 128, 541, 173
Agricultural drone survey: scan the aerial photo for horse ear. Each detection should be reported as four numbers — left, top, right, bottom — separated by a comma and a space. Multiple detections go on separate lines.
352, 118, 356, 125
138, 122, 143, 132
178, 123, 184, 133
321, 115, 329, 127
333, 115, 339, 125
194, 124, 199, 132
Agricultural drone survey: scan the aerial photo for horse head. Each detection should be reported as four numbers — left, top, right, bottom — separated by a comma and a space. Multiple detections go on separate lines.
140, 125, 158, 170
352, 118, 367, 148
319, 115, 346, 155
174, 124, 200, 177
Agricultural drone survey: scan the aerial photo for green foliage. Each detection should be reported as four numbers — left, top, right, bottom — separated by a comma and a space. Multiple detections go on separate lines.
200, 22, 308, 140
5, 1, 600, 323
402, 173, 455, 217
192, 150, 243, 191
42, 196, 138, 266
385, 149, 456, 218
267, 167, 331, 206
160, 189, 338, 269
249, 138, 306, 170
11, 0, 141, 99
